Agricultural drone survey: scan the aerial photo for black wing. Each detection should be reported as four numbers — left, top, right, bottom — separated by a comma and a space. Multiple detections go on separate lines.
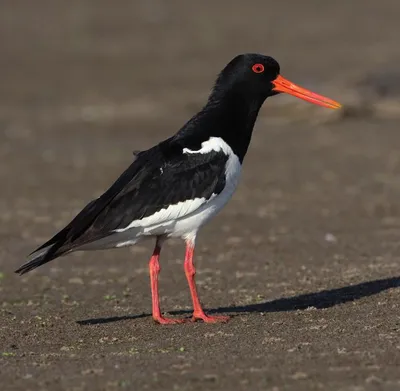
85, 149, 228, 235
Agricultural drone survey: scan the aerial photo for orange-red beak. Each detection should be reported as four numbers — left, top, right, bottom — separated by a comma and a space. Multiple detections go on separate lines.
272, 75, 341, 109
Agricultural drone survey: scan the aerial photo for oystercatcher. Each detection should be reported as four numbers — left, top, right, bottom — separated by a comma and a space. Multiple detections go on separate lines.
15, 54, 341, 324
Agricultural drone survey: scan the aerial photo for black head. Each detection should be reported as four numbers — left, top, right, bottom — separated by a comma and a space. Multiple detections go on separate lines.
213, 53, 341, 109
213, 54, 280, 98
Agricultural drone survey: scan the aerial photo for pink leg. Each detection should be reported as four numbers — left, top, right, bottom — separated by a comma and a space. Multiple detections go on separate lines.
149, 241, 185, 325
184, 241, 230, 323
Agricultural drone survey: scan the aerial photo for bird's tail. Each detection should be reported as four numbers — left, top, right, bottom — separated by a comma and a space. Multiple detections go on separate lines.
15, 245, 64, 275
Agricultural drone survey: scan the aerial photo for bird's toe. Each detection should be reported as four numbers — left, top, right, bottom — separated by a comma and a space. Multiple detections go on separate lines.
191, 313, 230, 323
153, 316, 187, 325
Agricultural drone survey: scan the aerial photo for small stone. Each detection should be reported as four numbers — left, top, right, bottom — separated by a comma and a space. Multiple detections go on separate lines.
366, 375, 382, 384
203, 374, 218, 382
291, 371, 308, 380
324, 233, 337, 243
226, 236, 242, 245
68, 277, 84, 285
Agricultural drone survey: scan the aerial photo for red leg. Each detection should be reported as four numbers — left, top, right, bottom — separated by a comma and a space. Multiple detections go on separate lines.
149, 240, 185, 325
184, 241, 230, 323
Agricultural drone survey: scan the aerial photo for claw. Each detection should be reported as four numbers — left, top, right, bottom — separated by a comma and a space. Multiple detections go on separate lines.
191, 313, 230, 323
153, 316, 187, 325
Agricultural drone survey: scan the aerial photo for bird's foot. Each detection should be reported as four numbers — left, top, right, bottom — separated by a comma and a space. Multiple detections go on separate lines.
153, 315, 186, 325
191, 312, 230, 323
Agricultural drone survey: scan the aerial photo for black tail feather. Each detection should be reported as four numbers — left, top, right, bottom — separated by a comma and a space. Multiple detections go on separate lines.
15, 245, 64, 275
16, 190, 125, 275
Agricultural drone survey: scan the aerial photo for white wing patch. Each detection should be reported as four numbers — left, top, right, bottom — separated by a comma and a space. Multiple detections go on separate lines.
183, 136, 232, 155
114, 196, 211, 232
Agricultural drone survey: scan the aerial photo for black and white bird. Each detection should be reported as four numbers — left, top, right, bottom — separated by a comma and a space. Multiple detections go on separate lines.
15, 54, 341, 324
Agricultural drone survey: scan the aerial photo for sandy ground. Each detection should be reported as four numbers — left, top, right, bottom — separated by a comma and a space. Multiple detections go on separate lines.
1, 1, 400, 390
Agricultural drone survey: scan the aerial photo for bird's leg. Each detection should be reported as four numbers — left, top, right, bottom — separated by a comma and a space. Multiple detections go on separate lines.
184, 239, 230, 323
149, 240, 185, 325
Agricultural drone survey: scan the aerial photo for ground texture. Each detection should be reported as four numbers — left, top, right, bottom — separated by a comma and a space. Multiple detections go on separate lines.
1, 1, 400, 390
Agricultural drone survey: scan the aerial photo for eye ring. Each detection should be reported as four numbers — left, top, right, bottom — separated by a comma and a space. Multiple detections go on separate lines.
252, 63, 265, 73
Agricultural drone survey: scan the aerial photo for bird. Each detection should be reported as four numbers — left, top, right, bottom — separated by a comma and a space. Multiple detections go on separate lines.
15, 53, 341, 324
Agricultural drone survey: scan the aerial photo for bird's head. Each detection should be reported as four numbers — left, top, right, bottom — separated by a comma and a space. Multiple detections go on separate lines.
213, 53, 341, 109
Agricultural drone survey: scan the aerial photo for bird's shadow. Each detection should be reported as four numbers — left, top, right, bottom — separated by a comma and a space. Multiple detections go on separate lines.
77, 276, 400, 326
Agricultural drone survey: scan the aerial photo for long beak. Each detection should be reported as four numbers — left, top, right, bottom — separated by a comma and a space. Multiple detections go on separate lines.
272, 75, 341, 109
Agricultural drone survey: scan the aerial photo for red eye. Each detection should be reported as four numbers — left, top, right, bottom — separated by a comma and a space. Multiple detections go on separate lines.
252, 63, 264, 73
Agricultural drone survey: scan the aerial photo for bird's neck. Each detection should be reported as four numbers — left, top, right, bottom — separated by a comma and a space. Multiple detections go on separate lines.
177, 89, 266, 162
